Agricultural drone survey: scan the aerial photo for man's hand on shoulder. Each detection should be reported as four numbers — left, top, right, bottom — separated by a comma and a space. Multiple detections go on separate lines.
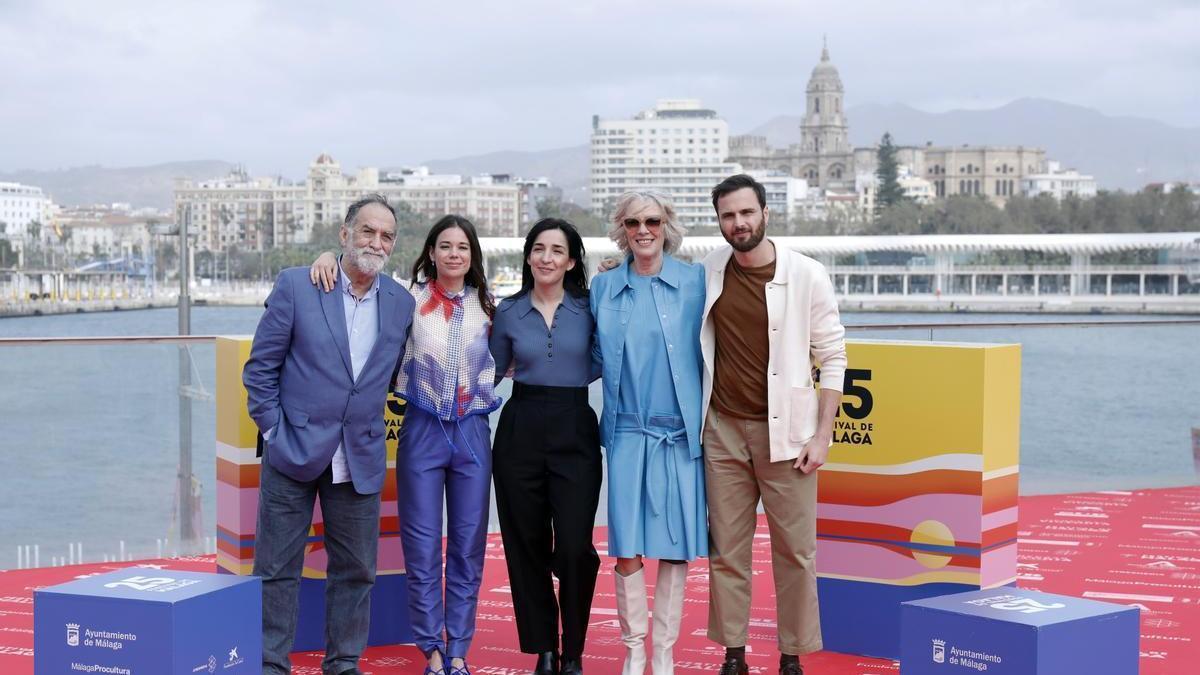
596, 257, 620, 274
310, 251, 338, 292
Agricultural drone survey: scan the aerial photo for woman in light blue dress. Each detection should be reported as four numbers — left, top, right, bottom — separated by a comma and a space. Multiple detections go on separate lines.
590, 190, 707, 675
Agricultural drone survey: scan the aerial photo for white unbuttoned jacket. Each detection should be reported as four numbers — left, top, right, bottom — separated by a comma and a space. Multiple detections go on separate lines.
700, 240, 848, 463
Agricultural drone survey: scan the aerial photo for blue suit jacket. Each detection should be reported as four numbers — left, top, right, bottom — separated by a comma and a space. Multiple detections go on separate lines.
243, 266, 415, 495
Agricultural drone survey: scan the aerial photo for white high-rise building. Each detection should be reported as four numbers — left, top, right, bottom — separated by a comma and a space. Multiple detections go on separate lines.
590, 99, 742, 228
0, 182, 52, 240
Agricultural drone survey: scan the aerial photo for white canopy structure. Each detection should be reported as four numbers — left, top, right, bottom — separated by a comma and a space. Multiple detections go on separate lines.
480, 232, 1200, 260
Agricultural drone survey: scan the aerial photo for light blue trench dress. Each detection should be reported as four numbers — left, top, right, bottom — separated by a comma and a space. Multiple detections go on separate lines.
590, 254, 708, 561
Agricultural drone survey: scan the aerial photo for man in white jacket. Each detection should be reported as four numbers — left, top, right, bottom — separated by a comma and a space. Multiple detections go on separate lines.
701, 174, 847, 675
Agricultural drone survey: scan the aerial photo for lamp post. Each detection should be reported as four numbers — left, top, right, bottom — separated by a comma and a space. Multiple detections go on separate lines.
177, 211, 197, 551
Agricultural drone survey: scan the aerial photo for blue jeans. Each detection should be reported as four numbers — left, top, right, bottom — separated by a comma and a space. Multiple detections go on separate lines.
253, 447, 381, 675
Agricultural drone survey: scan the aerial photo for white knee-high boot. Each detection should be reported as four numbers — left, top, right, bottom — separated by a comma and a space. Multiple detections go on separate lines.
651, 562, 688, 675
614, 566, 649, 675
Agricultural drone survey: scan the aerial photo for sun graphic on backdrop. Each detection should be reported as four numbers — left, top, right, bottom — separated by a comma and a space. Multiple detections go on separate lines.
909, 520, 956, 569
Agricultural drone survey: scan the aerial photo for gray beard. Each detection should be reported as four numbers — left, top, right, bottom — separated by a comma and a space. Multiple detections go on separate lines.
345, 248, 387, 276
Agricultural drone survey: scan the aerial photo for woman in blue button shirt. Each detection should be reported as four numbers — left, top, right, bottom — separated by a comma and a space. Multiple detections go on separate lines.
590, 190, 707, 675
489, 218, 601, 675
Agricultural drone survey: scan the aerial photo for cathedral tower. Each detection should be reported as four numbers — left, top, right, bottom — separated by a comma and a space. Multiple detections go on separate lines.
799, 40, 851, 184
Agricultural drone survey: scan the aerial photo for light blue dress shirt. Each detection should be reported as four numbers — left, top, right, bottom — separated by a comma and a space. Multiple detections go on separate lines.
330, 260, 381, 483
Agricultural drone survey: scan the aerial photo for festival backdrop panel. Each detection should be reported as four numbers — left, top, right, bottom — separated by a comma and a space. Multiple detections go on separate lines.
215, 336, 411, 650
817, 340, 1021, 659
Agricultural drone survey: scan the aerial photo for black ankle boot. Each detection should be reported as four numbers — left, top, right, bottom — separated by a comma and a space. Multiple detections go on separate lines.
560, 655, 582, 675
533, 651, 559, 675
718, 655, 749, 675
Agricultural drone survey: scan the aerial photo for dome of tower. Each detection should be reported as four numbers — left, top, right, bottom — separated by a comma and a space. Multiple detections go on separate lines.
807, 43, 843, 92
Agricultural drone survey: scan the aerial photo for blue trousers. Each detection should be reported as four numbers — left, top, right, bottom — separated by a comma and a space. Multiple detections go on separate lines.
396, 406, 493, 659
253, 447, 381, 675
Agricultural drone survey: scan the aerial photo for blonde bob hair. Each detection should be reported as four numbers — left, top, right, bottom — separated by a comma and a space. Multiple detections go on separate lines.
607, 190, 685, 255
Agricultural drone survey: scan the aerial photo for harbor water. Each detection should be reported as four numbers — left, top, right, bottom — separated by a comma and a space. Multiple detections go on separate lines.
1, 306, 1196, 568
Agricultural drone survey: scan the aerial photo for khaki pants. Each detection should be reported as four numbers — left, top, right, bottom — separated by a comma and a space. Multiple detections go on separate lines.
703, 405, 822, 655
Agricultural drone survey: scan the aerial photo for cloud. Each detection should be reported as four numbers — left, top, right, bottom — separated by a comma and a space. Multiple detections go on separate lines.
1, 0, 1196, 174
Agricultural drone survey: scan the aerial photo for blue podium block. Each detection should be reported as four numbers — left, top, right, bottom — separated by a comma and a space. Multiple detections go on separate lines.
900, 588, 1139, 674
34, 569, 261, 675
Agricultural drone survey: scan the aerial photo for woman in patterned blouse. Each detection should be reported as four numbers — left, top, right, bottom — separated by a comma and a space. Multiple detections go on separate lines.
313, 215, 499, 675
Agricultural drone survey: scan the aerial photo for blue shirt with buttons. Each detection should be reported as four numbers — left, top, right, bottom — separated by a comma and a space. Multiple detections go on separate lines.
590, 254, 706, 459
490, 290, 599, 387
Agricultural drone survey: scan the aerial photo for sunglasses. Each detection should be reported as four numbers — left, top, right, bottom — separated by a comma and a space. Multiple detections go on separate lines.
622, 217, 663, 230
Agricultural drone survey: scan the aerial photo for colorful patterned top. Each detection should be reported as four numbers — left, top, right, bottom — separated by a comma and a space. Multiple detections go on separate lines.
395, 280, 501, 420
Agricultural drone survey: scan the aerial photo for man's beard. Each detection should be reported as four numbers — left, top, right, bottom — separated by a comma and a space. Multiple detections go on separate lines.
345, 245, 388, 275
724, 216, 766, 253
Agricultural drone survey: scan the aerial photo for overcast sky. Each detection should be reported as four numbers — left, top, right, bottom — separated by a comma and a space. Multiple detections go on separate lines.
2, 0, 1197, 176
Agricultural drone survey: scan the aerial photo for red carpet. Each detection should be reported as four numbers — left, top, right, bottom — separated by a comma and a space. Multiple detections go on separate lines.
2, 486, 1197, 674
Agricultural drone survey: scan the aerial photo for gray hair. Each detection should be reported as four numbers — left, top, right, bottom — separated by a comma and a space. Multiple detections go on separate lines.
607, 190, 685, 255
343, 194, 397, 230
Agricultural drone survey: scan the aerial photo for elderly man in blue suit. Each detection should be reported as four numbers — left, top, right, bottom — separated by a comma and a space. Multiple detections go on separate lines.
243, 194, 416, 675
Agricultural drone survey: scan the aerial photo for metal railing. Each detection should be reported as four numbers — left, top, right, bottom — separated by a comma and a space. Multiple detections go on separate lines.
1, 316, 1197, 570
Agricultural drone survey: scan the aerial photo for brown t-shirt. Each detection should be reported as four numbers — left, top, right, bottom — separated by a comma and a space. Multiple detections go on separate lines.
711, 256, 775, 420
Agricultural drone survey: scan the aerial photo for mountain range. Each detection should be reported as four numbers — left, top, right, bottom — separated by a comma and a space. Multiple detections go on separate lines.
5, 99, 1196, 209
0, 161, 235, 211
746, 98, 1200, 191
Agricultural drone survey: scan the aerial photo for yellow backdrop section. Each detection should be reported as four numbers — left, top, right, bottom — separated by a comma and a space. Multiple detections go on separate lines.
827, 340, 1020, 466
216, 337, 258, 449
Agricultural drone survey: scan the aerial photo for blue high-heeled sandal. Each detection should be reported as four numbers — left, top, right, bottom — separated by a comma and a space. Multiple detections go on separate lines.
422, 649, 448, 675
446, 657, 471, 675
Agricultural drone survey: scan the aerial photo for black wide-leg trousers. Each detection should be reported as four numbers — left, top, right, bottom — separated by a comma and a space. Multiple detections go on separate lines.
493, 382, 603, 658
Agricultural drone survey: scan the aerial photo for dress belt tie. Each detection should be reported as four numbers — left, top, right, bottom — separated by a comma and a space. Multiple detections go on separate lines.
643, 427, 688, 546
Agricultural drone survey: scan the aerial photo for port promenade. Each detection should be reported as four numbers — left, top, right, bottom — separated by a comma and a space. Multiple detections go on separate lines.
2, 232, 1198, 317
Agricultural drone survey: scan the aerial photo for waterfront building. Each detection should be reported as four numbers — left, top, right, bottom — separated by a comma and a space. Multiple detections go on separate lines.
1147, 181, 1200, 195
0, 182, 54, 262
746, 171, 809, 224
377, 166, 523, 236
173, 155, 523, 253
512, 176, 562, 228
478, 231, 1200, 308
1021, 161, 1098, 200
855, 166, 936, 215
589, 98, 743, 227
729, 43, 1052, 208
54, 206, 157, 260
